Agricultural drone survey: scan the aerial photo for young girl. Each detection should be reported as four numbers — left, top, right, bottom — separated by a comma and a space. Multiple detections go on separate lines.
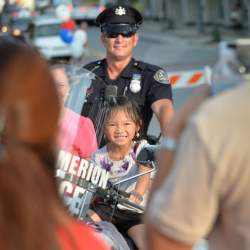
89, 96, 150, 250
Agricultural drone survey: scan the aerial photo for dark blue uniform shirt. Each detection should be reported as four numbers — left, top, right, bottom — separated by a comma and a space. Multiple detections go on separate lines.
83, 58, 172, 133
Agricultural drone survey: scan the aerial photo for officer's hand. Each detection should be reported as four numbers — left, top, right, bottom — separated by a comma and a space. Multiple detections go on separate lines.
129, 190, 143, 204
163, 84, 211, 138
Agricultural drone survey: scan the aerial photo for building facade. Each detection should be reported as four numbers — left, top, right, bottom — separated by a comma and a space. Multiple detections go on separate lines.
146, 0, 248, 28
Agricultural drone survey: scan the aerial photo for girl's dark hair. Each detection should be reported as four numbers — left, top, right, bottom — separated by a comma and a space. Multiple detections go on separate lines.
107, 96, 144, 141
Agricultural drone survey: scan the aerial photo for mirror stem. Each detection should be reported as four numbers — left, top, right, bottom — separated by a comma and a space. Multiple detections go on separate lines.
112, 162, 156, 190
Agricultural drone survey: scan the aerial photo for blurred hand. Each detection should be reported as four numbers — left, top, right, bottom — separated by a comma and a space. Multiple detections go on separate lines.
163, 84, 211, 138
130, 190, 143, 204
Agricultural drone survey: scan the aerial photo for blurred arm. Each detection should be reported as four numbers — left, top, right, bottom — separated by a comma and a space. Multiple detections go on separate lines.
149, 84, 211, 198
145, 84, 212, 249
145, 219, 193, 250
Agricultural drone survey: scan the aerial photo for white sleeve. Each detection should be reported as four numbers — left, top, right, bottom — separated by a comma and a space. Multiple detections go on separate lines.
147, 119, 219, 245
136, 139, 149, 157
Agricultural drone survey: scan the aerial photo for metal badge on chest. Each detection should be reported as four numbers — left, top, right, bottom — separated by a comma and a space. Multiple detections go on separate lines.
129, 74, 141, 93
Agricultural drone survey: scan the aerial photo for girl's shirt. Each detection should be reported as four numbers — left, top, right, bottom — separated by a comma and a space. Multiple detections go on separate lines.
90, 140, 149, 212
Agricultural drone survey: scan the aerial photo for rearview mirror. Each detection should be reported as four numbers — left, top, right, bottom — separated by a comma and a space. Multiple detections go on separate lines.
136, 145, 160, 168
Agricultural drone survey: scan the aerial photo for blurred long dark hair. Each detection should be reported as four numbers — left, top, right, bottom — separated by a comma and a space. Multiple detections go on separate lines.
0, 41, 68, 250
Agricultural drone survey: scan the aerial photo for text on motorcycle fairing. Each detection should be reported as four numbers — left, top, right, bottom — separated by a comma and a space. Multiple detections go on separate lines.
56, 150, 109, 189
56, 150, 109, 214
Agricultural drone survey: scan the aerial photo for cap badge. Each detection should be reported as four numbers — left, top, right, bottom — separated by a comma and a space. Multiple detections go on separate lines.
115, 6, 126, 16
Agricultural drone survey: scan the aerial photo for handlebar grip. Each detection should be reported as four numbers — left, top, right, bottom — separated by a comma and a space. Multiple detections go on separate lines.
118, 189, 131, 198
123, 198, 145, 212
96, 187, 130, 199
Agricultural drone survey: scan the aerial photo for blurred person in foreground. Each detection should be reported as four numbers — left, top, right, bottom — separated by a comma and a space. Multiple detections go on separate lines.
144, 82, 250, 250
0, 41, 109, 250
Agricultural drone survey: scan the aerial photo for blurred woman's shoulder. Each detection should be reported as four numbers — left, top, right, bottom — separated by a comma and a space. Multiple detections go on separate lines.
56, 221, 110, 250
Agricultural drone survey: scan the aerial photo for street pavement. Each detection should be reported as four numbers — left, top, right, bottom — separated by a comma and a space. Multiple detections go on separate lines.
138, 23, 218, 72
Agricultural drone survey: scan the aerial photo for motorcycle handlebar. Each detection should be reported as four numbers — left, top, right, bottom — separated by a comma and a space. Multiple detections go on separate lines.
95, 186, 131, 199
96, 186, 144, 211
117, 189, 131, 198
95, 186, 110, 199
56, 170, 144, 211
121, 198, 145, 212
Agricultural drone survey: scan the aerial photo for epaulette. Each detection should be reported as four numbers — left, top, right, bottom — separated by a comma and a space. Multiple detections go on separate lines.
132, 60, 147, 70
145, 63, 162, 72
133, 61, 162, 73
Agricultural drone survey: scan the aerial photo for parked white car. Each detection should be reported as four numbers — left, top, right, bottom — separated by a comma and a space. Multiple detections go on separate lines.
26, 16, 71, 59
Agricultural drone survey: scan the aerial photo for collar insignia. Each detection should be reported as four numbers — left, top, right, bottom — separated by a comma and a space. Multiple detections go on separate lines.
115, 6, 126, 15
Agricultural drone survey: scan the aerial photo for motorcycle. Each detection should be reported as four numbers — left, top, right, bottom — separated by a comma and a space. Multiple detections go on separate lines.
56, 145, 158, 250
52, 64, 159, 250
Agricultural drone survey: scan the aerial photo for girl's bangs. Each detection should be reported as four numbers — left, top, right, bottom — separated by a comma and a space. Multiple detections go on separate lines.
107, 105, 136, 122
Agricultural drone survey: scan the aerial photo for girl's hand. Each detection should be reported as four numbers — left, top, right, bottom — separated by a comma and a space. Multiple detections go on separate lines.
129, 190, 143, 204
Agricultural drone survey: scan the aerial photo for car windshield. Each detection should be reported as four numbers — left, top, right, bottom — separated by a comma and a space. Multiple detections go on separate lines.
36, 24, 61, 37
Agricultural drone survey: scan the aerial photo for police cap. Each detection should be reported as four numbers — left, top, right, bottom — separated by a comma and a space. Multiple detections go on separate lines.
94, 5, 143, 33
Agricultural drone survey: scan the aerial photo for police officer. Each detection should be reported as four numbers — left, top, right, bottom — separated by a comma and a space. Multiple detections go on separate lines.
84, 4, 174, 135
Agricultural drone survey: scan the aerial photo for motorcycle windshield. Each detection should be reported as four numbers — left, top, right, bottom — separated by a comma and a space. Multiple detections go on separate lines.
52, 64, 144, 218
52, 65, 111, 215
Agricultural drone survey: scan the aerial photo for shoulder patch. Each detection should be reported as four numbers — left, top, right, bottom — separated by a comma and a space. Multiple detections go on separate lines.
154, 69, 170, 84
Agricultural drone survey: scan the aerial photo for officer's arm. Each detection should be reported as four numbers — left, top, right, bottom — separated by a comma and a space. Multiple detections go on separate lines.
151, 99, 174, 132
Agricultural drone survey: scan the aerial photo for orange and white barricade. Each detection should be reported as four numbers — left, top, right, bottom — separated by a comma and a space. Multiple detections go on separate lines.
168, 66, 212, 88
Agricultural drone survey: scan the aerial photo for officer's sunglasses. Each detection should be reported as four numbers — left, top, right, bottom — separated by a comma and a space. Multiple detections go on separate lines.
104, 31, 135, 38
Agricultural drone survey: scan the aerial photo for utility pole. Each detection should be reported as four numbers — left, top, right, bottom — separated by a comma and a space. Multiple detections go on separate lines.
197, 0, 204, 34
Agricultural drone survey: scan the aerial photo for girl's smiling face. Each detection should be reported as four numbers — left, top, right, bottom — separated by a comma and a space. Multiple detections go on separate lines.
104, 109, 139, 147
